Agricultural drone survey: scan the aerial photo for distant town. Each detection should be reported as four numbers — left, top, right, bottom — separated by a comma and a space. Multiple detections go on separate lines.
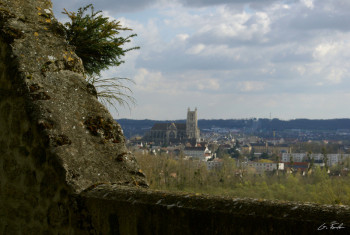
118, 108, 350, 176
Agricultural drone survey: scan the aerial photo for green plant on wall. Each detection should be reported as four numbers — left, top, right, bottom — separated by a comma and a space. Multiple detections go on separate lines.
62, 4, 138, 111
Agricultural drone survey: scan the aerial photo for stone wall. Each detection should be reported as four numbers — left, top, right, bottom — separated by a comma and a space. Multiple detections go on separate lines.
0, 35, 73, 234
80, 184, 350, 235
1, 0, 350, 234
0, 0, 146, 233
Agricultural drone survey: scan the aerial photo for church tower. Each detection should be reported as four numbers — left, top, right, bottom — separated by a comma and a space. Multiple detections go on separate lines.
186, 108, 200, 140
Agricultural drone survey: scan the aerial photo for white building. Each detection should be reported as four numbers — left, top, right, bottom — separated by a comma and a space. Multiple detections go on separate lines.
282, 153, 305, 162
247, 161, 284, 173
206, 158, 223, 170
281, 153, 350, 166
183, 146, 212, 161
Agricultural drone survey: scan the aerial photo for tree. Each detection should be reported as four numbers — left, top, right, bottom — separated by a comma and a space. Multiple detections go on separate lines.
322, 147, 329, 172
308, 157, 315, 174
235, 139, 240, 149
289, 155, 294, 173
249, 149, 255, 160
307, 151, 313, 173
62, 4, 139, 111
216, 147, 228, 159
228, 146, 240, 159
260, 152, 269, 159
275, 154, 280, 175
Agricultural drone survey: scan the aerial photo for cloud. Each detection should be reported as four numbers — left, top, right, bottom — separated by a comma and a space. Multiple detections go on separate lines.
301, 0, 314, 9
313, 43, 338, 59
238, 81, 266, 92
187, 11, 271, 45
326, 68, 345, 84
186, 44, 205, 55
132, 68, 221, 94
175, 0, 280, 8
51, 0, 293, 18
51, 0, 350, 119
288, 12, 350, 31
52, 0, 160, 16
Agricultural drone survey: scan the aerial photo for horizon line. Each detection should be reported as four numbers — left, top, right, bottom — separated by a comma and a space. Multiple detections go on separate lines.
115, 117, 350, 121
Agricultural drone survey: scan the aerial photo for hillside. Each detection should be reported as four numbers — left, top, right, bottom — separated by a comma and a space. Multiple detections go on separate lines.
117, 118, 350, 138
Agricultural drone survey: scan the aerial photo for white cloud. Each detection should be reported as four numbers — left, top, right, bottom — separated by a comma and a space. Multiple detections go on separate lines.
197, 79, 220, 90
133, 68, 221, 94
238, 81, 266, 92
51, 0, 350, 119
183, 8, 271, 44
208, 79, 220, 90
326, 68, 345, 84
133, 68, 170, 93
176, 33, 189, 41
309, 39, 350, 85
313, 43, 337, 59
186, 44, 205, 54
295, 66, 306, 75
301, 0, 314, 9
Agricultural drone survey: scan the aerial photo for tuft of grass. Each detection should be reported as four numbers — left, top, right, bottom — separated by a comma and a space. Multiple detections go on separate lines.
87, 76, 136, 114
62, 4, 139, 112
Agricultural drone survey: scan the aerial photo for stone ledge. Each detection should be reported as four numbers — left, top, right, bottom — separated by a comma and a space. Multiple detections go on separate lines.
78, 184, 350, 234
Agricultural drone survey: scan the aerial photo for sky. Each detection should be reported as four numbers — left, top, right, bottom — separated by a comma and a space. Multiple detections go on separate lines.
51, 0, 350, 120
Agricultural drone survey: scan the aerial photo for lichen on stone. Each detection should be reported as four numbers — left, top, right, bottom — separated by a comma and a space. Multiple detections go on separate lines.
84, 116, 122, 144
50, 134, 71, 147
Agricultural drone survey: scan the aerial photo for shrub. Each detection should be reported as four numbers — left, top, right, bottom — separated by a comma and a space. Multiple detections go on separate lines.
62, 4, 138, 111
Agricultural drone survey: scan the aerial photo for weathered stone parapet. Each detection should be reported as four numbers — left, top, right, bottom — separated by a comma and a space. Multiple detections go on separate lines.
0, 0, 146, 233
80, 184, 350, 234
0, 0, 147, 193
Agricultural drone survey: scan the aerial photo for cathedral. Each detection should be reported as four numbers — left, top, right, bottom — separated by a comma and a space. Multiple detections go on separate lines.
144, 108, 200, 145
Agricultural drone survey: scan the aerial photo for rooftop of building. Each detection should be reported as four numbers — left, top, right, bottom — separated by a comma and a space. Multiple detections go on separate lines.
151, 123, 186, 131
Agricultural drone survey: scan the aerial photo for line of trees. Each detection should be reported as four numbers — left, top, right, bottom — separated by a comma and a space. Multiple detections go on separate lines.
135, 153, 350, 205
